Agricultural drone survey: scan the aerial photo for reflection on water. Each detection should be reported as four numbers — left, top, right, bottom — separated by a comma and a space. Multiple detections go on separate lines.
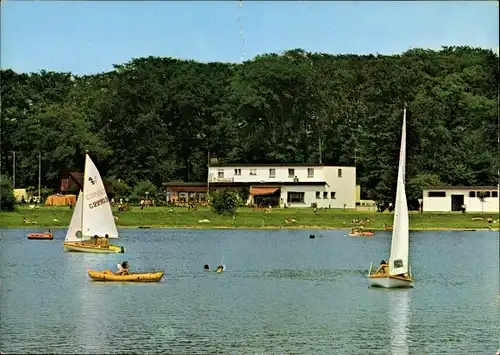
388, 290, 410, 355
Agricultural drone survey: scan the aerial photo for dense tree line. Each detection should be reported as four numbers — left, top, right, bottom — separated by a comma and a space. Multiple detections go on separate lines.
1, 46, 498, 206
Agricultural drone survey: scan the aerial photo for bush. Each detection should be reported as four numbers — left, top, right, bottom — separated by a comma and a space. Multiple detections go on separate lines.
0, 174, 16, 211
40, 187, 55, 201
109, 178, 132, 200
237, 187, 250, 205
131, 180, 157, 202
210, 189, 239, 215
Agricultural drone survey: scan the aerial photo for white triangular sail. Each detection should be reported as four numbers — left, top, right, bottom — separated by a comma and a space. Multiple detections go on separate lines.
65, 190, 84, 242
389, 107, 409, 276
81, 154, 119, 239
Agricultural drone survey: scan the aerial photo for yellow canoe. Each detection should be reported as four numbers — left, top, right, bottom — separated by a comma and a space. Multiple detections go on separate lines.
88, 269, 164, 282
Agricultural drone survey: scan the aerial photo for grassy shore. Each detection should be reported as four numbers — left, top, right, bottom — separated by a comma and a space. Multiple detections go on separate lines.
1, 206, 499, 231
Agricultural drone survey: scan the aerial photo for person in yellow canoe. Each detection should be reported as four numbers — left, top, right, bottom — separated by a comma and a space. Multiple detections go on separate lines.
116, 261, 129, 275
216, 264, 224, 273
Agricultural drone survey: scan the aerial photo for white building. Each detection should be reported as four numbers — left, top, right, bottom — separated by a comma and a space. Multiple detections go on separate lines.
207, 164, 356, 209
422, 186, 499, 212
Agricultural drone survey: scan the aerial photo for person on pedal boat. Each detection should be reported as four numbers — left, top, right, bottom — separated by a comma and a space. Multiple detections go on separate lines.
116, 261, 129, 275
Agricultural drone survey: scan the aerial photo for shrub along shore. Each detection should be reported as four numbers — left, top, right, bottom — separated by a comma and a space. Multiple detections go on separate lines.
1, 206, 499, 231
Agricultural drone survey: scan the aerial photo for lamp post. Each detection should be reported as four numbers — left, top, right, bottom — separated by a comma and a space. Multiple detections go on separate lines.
418, 198, 423, 213
38, 152, 42, 202
145, 191, 149, 207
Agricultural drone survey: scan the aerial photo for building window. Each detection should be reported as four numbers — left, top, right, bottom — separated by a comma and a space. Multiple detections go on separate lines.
316, 191, 321, 199
469, 191, 476, 198
287, 192, 305, 203
217, 169, 224, 178
331, 191, 336, 199
323, 191, 328, 199
338, 168, 342, 178
234, 168, 241, 176
269, 168, 276, 178
307, 168, 314, 178
492, 191, 498, 198
288, 168, 295, 178
428, 191, 446, 197
478, 191, 491, 198
249, 169, 257, 176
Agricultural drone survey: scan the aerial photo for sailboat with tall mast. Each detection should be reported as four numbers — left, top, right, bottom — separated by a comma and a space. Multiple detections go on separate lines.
63, 154, 124, 254
368, 106, 413, 288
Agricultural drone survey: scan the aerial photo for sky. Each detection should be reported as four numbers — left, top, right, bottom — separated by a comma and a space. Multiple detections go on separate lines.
1, 1, 498, 75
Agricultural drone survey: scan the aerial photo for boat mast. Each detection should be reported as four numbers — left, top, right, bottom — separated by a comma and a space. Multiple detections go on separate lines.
81, 153, 87, 237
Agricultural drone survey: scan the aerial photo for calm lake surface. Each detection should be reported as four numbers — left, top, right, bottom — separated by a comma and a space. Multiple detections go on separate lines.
0, 228, 498, 354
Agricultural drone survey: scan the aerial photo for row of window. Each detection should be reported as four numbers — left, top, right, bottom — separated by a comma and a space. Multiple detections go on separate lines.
169, 191, 337, 204
218, 168, 343, 179
428, 191, 499, 198
316, 191, 336, 199
468, 191, 498, 198
285, 191, 337, 203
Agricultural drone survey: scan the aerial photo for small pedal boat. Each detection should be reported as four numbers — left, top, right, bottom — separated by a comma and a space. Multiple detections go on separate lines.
347, 231, 374, 237
88, 269, 164, 282
27, 232, 54, 240
347, 227, 374, 237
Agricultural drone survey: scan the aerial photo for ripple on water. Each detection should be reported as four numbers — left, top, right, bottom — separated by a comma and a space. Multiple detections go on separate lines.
262, 268, 366, 281
0, 228, 498, 354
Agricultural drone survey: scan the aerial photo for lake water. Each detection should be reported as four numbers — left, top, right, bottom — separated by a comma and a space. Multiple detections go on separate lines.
0, 228, 498, 354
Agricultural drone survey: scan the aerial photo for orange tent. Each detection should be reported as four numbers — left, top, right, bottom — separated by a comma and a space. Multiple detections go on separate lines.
45, 194, 77, 206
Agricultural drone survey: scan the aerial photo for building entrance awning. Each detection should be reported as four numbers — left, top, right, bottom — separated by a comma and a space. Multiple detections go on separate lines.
250, 187, 280, 196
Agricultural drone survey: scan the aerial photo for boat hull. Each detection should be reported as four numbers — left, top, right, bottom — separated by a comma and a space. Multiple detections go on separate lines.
63, 242, 124, 254
348, 232, 374, 237
88, 269, 163, 282
27, 233, 53, 240
368, 274, 413, 288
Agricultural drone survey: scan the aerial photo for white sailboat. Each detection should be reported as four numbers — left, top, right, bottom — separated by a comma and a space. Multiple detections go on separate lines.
63, 154, 124, 254
368, 106, 413, 288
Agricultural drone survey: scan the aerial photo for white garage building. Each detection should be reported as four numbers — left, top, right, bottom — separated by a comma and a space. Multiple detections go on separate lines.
422, 185, 499, 212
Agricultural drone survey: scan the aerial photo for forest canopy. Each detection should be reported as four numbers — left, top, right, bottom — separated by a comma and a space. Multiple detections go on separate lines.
1, 46, 498, 203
